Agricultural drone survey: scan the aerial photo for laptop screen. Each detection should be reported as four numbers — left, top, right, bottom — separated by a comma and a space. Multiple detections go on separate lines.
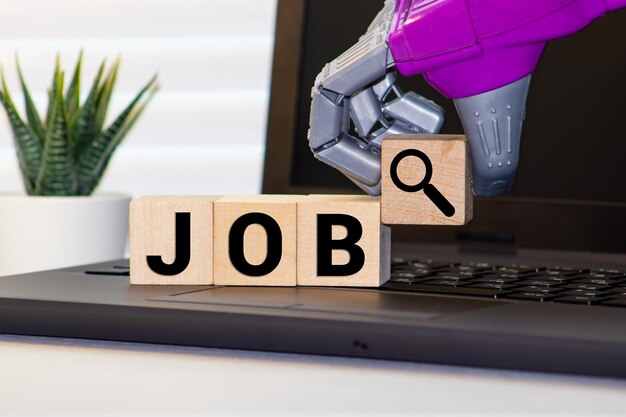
264, 0, 626, 254
289, 0, 626, 204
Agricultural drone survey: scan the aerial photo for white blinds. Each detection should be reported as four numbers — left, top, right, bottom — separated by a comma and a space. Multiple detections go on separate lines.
0, 0, 277, 195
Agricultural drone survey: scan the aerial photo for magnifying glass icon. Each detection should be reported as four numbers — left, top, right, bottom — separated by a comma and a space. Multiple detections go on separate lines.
390, 149, 456, 218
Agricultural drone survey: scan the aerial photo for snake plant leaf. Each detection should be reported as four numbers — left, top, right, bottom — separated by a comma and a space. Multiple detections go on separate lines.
77, 75, 157, 195
35, 72, 78, 196
82, 86, 158, 195
0, 70, 42, 193
71, 60, 105, 160
65, 50, 83, 122
16, 57, 45, 145
93, 58, 119, 135
45, 55, 61, 130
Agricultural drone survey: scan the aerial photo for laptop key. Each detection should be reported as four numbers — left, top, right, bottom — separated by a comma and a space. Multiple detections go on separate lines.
496, 266, 541, 274
392, 269, 435, 276
422, 279, 467, 286
389, 276, 431, 284
437, 271, 482, 279
562, 289, 612, 298
564, 283, 612, 291
435, 272, 478, 280
408, 262, 451, 270
468, 262, 493, 268
384, 283, 511, 298
394, 264, 428, 271
573, 277, 624, 286
518, 279, 565, 287
524, 275, 577, 283
507, 292, 558, 302
548, 266, 588, 273
543, 269, 581, 277
498, 272, 539, 279
516, 286, 563, 294
450, 265, 492, 273
394, 268, 438, 276
482, 271, 537, 279
418, 259, 459, 266
554, 296, 607, 305
589, 269, 626, 278
473, 276, 521, 284
391, 270, 436, 279
583, 272, 625, 280
469, 283, 519, 290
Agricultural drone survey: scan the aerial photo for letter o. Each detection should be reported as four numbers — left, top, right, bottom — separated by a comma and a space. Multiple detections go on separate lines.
228, 213, 283, 276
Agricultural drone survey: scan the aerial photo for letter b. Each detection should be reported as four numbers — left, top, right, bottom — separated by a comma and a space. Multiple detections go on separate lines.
316, 214, 365, 276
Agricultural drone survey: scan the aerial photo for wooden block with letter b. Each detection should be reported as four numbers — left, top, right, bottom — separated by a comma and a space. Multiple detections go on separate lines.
381, 134, 473, 226
213, 195, 303, 286
297, 195, 391, 287
130, 196, 220, 285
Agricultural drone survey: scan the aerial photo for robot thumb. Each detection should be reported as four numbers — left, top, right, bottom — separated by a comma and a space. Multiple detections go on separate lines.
454, 75, 532, 198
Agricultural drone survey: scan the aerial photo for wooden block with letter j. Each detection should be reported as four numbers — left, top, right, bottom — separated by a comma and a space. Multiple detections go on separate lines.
381, 134, 473, 226
130, 196, 221, 285
297, 195, 391, 287
213, 195, 303, 286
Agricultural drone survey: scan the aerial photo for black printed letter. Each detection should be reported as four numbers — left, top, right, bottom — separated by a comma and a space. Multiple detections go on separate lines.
147, 212, 191, 276
317, 214, 365, 276
229, 213, 282, 276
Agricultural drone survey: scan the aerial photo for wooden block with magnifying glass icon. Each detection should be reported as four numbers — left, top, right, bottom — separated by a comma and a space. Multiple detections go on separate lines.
381, 134, 473, 226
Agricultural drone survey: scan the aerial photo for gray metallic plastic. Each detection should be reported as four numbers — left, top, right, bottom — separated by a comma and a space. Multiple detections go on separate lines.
315, 134, 381, 186
350, 88, 383, 137
372, 72, 396, 100
454, 76, 532, 197
383, 92, 445, 133
370, 120, 417, 149
309, 90, 344, 149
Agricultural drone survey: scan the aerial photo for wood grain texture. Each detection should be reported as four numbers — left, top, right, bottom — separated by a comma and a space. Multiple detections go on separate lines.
130, 196, 220, 285
381, 135, 473, 226
213, 195, 303, 286
297, 195, 390, 287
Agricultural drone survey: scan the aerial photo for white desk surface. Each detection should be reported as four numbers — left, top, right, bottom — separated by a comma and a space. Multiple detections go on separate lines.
1, 335, 625, 416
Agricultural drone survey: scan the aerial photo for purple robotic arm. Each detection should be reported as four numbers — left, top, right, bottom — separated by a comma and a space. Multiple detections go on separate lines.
389, 0, 626, 196
309, 0, 626, 198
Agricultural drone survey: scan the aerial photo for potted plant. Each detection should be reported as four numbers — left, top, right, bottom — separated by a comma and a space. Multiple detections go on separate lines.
0, 53, 157, 276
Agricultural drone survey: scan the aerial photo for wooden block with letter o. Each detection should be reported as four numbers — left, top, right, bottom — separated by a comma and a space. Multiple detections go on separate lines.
297, 195, 391, 287
381, 134, 472, 226
213, 195, 303, 286
130, 196, 220, 285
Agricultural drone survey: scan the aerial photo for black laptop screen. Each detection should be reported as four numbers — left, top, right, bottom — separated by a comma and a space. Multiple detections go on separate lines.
290, 0, 626, 204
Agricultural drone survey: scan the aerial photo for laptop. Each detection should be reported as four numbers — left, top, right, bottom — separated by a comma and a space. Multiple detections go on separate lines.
1, 0, 625, 378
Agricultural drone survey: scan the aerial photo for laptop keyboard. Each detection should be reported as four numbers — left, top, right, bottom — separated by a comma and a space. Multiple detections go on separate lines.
383, 258, 626, 308
90, 259, 626, 308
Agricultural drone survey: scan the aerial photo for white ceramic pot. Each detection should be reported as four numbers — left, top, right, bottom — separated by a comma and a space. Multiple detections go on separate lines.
0, 194, 131, 276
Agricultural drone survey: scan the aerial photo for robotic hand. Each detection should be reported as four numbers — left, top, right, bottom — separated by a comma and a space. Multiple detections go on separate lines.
309, 0, 626, 198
